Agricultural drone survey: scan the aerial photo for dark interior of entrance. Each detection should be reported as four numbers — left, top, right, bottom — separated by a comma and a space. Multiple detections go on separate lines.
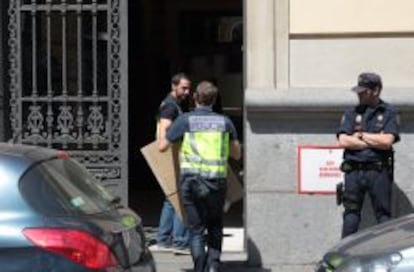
128, 0, 243, 227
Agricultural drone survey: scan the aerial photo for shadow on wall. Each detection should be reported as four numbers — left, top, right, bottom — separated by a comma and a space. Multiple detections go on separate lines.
393, 182, 414, 217
359, 182, 414, 231
243, 238, 272, 271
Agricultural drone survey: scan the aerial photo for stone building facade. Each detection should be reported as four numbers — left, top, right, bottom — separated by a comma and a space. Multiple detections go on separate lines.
1, 0, 414, 271
244, 0, 414, 270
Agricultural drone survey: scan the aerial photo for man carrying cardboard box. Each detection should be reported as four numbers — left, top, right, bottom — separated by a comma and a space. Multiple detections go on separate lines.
154, 72, 191, 254
159, 81, 241, 272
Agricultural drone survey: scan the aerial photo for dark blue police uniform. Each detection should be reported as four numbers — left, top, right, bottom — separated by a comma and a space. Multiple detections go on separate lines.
338, 100, 400, 238
166, 106, 238, 272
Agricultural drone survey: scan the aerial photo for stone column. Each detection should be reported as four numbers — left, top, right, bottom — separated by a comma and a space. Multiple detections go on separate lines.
245, 0, 275, 89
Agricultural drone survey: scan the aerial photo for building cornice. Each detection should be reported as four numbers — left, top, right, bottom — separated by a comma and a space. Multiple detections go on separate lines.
245, 88, 414, 113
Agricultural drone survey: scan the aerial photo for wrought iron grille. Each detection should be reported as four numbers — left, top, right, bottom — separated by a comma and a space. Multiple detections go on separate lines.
8, 0, 128, 201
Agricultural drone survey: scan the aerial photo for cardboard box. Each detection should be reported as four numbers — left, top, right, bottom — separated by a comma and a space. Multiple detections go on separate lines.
140, 141, 243, 220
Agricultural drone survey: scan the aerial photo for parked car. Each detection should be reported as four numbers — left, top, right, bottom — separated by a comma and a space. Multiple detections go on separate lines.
0, 143, 156, 272
315, 214, 414, 271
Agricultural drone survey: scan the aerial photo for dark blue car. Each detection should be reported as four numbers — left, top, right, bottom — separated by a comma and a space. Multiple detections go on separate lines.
0, 143, 156, 272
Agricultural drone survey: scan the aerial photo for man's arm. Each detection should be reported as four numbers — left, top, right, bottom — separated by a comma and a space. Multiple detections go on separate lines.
230, 139, 241, 160
338, 132, 395, 150
338, 133, 369, 150
157, 118, 172, 151
158, 137, 171, 152
360, 132, 395, 150
360, 108, 400, 149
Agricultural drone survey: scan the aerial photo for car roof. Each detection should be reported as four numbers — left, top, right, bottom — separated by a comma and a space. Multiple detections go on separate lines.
0, 143, 61, 176
0, 143, 59, 162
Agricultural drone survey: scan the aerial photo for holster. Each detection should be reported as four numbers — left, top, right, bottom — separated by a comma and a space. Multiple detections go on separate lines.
336, 182, 344, 206
340, 161, 353, 173
386, 152, 394, 182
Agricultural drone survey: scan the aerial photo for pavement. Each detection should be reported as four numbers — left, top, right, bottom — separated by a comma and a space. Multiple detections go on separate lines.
149, 227, 273, 271
153, 253, 271, 272
132, 190, 263, 271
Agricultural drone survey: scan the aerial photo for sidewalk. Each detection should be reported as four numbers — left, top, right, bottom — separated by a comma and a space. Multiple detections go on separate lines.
150, 227, 272, 271
153, 253, 271, 272
148, 227, 315, 271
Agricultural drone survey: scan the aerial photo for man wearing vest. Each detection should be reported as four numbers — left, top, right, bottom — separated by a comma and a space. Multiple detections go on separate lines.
159, 81, 241, 272
154, 73, 191, 254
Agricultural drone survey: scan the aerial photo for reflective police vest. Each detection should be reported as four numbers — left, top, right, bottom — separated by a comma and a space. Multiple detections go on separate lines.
180, 115, 229, 179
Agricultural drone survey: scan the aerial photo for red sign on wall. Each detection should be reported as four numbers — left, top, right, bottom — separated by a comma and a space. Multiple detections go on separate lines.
297, 145, 344, 194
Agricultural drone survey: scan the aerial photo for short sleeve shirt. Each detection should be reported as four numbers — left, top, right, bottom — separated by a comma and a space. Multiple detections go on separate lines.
166, 106, 238, 143
159, 95, 182, 121
337, 100, 400, 162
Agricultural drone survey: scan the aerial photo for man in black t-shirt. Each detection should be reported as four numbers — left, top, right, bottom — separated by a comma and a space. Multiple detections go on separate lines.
154, 73, 191, 254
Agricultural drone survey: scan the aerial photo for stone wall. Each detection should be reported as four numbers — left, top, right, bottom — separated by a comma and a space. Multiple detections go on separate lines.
244, 88, 414, 270
244, 1, 414, 269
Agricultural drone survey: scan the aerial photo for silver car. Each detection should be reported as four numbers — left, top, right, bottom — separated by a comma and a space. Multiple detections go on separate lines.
316, 214, 414, 272
0, 143, 156, 272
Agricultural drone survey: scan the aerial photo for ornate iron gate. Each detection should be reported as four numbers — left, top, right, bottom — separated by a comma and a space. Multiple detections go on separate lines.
8, 0, 129, 203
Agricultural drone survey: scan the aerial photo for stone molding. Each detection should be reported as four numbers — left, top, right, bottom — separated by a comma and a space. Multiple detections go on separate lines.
245, 88, 414, 113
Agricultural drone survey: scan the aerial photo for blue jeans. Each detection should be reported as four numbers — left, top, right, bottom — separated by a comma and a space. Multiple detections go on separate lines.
157, 199, 189, 248
180, 176, 226, 272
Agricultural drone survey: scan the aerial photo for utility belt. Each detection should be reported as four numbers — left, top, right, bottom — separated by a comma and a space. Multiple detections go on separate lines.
337, 156, 394, 205
340, 160, 388, 173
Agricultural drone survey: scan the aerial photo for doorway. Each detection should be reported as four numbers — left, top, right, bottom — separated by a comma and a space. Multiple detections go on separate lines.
127, 0, 244, 237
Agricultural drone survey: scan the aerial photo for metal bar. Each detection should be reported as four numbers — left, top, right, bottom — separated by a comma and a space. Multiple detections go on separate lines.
31, 0, 37, 98
46, 0, 53, 147
16, 0, 23, 140
21, 96, 110, 102
22, 138, 109, 145
7, 0, 19, 141
20, 4, 109, 12
0, 0, 5, 103
1, 1, 9, 141
77, 1, 82, 98
118, 0, 129, 205
61, 0, 67, 97
76, 0, 84, 148
46, 1, 52, 97
109, 0, 122, 154
92, 0, 98, 98
106, 0, 111, 142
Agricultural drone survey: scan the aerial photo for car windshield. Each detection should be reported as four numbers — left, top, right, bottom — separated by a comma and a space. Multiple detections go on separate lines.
20, 158, 116, 216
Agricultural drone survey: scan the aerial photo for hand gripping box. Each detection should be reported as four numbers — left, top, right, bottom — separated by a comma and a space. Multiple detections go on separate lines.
140, 141, 243, 221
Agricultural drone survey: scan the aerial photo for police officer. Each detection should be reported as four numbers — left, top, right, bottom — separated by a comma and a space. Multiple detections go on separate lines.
337, 72, 400, 238
159, 81, 241, 272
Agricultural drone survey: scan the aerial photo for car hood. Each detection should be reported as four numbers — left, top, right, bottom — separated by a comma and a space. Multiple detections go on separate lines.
329, 214, 414, 258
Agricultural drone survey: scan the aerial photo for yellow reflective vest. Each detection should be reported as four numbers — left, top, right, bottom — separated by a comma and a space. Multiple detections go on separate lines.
180, 115, 229, 179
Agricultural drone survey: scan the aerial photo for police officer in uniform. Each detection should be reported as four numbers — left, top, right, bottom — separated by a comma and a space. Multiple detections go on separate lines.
159, 81, 241, 272
337, 72, 400, 238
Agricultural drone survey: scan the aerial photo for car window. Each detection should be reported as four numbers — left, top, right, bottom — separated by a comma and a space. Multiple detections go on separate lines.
20, 158, 115, 216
